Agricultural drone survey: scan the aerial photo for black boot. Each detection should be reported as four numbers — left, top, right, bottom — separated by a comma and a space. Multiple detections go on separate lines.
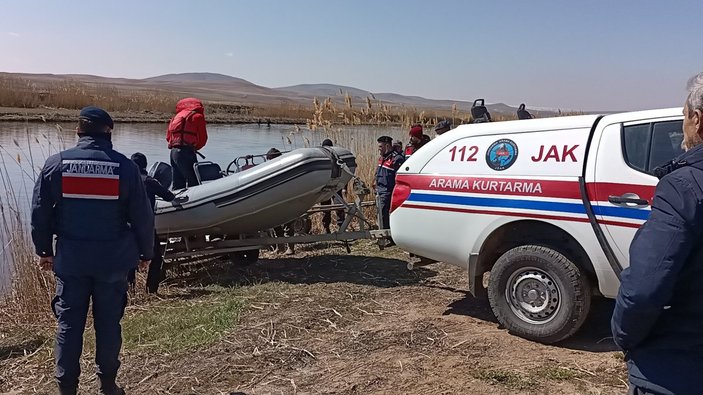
99, 381, 125, 395
58, 385, 77, 395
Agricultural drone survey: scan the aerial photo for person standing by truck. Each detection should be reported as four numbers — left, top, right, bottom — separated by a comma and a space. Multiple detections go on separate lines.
404, 124, 429, 158
611, 72, 703, 395
375, 136, 404, 232
31, 107, 154, 395
167, 98, 208, 189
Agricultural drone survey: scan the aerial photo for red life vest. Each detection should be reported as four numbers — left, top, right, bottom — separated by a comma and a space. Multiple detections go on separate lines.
166, 98, 208, 150
404, 145, 415, 158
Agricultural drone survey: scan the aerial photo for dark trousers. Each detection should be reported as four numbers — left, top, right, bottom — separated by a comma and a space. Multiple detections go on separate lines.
274, 221, 295, 251
127, 232, 164, 293
52, 273, 129, 391
377, 193, 391, 230
321, 198, 346, 230
170, 147, 199, 189
146, 235, 165, 293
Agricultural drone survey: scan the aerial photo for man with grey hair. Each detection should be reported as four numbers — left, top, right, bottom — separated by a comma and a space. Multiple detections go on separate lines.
612, 73, 703, 394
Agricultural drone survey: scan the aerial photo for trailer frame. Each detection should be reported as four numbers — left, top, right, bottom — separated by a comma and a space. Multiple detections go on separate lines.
162, 185, 392, 265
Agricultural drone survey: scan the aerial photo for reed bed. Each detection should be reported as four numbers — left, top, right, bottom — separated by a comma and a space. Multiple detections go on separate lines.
0, 123, 68, 333
0, 75, 179, 114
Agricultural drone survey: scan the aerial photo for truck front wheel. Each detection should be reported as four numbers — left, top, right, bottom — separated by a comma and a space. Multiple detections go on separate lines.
487, 245, 591, 344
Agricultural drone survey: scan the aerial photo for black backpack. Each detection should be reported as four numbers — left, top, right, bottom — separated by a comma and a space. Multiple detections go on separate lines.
517, 103, 534, 120
471, 99, 492, 123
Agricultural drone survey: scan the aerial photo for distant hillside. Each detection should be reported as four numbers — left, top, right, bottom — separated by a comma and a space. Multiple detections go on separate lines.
145, 72, 256, 85
275, 83, 545, 115
0, 72, 555, 116
275, 84, 373, 99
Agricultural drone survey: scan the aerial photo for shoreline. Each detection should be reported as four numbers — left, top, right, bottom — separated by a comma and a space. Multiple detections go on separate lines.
0, 106, 309, 125
0, 106, 408, 127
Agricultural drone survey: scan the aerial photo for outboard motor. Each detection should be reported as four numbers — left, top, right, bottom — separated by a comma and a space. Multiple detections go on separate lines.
148, 161, 173, 190
471, 99, 492, 124
517, 103, 534, 120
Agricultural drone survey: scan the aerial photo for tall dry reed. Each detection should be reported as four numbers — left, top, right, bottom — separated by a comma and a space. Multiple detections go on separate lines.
0, 123, 65, 333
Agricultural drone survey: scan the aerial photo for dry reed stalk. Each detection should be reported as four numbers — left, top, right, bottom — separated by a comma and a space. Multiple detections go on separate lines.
0, 123, 71, 334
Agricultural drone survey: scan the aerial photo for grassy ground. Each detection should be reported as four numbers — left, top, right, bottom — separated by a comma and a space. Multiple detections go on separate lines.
0, 240, 628, 395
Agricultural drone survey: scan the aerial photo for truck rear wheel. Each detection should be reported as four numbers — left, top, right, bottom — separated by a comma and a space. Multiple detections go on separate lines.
487, 245, 591, 344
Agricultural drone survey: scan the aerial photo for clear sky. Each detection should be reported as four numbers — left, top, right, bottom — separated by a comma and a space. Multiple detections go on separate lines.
1, 0, 700, 111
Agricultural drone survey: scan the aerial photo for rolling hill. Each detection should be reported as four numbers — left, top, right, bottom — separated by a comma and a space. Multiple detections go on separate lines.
0, 72, 546, 115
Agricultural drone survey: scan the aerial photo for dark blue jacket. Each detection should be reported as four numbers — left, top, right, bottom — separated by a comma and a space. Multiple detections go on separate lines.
140, 170, 175, 210
611, 143, 703, 394
375, 150, 404, 195
31, 135, 155, 280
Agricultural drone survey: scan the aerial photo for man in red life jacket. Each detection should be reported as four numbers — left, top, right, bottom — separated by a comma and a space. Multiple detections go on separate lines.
166, 98, 208, 189
404, 124, 427, 159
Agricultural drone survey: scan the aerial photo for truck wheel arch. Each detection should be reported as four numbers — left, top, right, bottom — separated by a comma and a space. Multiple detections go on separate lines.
469, 220, 597, 299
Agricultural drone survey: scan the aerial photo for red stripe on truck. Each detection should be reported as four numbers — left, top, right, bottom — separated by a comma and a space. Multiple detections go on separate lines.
586, 183, 656, 205
396, 174, 655, 203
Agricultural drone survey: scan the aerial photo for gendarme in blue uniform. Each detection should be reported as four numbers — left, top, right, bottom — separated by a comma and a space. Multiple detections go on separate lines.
31, 107, 154, 395
376, 150, 404, 195
375, 136, 405, 230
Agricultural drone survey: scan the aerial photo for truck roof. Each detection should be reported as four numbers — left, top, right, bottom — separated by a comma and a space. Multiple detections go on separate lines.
451, 114, 601, 137
450, 107, 682, 138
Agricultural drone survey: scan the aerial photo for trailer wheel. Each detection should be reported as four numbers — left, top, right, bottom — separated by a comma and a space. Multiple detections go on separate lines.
229, 249, 260, 266
487, 245, 591, 344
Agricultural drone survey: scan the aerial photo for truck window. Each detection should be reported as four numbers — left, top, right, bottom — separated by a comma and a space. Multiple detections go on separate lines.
623, 124, 650, 172
649, 121, 684, 170
622, 121, 684, 175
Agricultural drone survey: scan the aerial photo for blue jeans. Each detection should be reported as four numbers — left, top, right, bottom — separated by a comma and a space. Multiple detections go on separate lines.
52, 273, 128, 390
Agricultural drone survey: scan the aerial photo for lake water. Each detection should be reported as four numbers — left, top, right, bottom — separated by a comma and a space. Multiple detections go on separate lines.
0, 121, 402, 291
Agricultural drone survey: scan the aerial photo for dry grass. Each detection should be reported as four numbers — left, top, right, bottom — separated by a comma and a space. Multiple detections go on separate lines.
1, 76, 537, 126
0, 123, 68, 336
304, 93, 487, 129
0, 75, 179, 114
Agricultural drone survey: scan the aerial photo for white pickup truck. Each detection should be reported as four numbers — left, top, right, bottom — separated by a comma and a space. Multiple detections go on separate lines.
389, 108, 684, 343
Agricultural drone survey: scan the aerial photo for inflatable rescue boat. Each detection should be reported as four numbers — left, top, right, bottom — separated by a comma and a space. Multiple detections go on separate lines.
152, 146, 356, 237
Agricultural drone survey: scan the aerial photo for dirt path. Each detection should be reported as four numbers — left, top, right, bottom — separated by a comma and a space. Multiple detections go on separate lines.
0, 242, 627, 394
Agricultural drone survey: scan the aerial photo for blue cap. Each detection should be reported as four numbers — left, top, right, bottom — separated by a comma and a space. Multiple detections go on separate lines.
79, 106, 114, 129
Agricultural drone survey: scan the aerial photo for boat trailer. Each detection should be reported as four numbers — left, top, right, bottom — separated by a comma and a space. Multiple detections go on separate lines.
162, 178, 392, 266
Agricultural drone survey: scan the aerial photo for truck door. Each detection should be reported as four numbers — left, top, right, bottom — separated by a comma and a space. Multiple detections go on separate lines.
589, 117, 684, 267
